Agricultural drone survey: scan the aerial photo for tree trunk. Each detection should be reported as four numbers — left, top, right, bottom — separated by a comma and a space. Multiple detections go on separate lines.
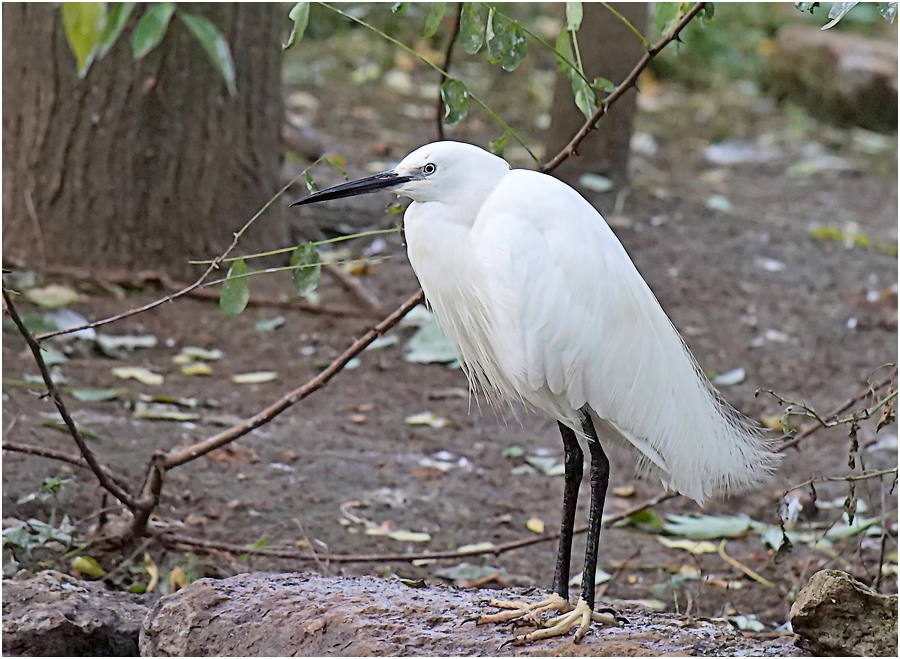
547, 3, 648, 198
2, 3, 286, 280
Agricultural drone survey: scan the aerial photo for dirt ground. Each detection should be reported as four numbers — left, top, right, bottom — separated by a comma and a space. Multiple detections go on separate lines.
3, 36, 898, 647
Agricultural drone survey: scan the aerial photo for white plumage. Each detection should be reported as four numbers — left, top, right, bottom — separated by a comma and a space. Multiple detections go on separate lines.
401, 142, 779, 503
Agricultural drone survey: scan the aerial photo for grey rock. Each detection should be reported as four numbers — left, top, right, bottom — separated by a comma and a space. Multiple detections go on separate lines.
140, 571, 805, 657
769, 25, 898, 133
790, 569, 898, 656
2, 570, 153, 657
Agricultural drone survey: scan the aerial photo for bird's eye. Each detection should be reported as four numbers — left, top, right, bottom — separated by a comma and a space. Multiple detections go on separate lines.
423, 163, 436, 175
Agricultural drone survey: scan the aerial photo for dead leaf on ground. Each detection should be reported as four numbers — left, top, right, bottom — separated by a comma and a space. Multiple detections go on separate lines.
112, 366, 163, 386
181, 362, 213, 376
133, 401, 199, 422
232, 371, 278, 384
169, 566, 188, 592
613, 485, 636, 498
24, 284, 82, 309
656, 536, 719, 554
144, 553, 160, 592
405, 411, 451, 428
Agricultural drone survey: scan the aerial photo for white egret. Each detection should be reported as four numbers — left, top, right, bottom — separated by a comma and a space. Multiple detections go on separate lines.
292, 141, 780, 644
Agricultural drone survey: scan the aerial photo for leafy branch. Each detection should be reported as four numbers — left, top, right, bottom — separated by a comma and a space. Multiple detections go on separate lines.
318, 2, 538, 164
541, 2, 708, 173
61, 3, 237, 95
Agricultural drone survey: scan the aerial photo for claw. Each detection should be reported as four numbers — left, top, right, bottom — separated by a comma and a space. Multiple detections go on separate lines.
477, 593, 572, 626
482, 593, 623, 645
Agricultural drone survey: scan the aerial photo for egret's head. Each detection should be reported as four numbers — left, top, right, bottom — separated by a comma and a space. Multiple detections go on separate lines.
290, 141, 510, 208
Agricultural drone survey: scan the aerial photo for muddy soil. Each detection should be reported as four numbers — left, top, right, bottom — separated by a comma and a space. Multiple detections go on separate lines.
3, 34, 897, 653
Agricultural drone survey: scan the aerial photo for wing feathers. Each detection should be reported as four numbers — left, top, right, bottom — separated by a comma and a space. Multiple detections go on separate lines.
473, 171, 780, 503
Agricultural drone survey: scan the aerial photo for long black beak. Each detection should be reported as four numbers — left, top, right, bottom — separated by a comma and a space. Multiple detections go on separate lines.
290, 171, 413, 207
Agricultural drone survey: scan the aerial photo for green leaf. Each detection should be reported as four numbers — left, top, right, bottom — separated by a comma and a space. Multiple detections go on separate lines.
663, 514, 761, 540
488, 132, 509, 157
220, 259, 250, 316
71, 555, 106, 578
284, 2, 310, 49
392, 2, 410, 14
486, 11, 527, 72
653, 2, 679, 35
565, 2, 583, 31
304, 171, 318, 193
323, 154, 347, 177
572, 76, 598, 120
502, 445, 524, 459
459, 3, 489, 55
502, 21, 527, 71
592, 77, 616, 93
440, 78, 469, 125
289, 244, 321, 297
69, 388, 124, 402
555, 29, 575, 71
62, 2, 108, 77
255, 316, 285, 332
423, 2, 447, 38
626, 508, 664, 531
97, 3, 136, 60
179, 12, 237, 97
131, 3, 176, 59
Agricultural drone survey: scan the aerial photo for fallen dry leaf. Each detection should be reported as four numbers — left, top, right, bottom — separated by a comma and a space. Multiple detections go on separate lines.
231, 371, 278, 384
111, 366, 163, 386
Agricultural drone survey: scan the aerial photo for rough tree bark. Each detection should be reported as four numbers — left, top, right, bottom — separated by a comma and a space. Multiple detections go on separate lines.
547, 3, 649, 195
2, 3, 286, 280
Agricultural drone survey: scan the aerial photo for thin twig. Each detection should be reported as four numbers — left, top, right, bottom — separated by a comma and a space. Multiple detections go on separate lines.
323, 263, 384, 317
435, 2, 463, 140
783, 468, 898, 495
541, 2, 706, 173
1, 441, 131, 493
599, 2, 651, 50
162, 289, 424, 469
716, 540, 777, 589
3, 288, 137, 509
158, 490, 676, 564
177, 282, 364, 317
777, 373, 896, 452
33, 166, 316, 342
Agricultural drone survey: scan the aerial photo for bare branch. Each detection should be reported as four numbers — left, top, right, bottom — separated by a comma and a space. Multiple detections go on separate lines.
123, 452, 167, 542
3, 288, 137, 509
777, 372, 897, 452
541, 2, 707, 173
435, 2, 463, 140
159, 491, 676, 564
1, 441, 131, 493
323, 263, 383, 317
783, 467, 898, 495
162, 289, 425, 469
33, 166, 314, 341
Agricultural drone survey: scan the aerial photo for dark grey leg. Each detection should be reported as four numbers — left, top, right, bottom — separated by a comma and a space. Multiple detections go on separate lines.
551, 422, 583, 599
580, 413, 610, 610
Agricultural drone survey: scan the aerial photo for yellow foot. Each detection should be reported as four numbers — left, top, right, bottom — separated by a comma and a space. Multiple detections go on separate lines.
478, 592, 573, 626
493, 597, 620, 645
